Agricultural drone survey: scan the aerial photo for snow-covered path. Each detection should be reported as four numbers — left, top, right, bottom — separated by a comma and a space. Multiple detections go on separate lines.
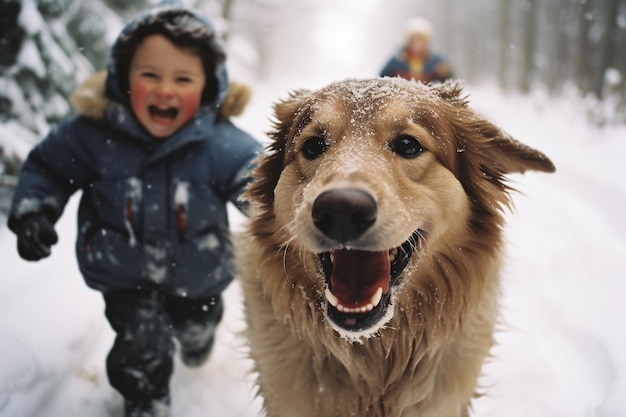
470, 90, 626, 417
1, 82, 625, 417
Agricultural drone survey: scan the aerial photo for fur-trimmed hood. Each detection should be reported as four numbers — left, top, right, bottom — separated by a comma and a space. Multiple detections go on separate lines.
70, 70, 109, 120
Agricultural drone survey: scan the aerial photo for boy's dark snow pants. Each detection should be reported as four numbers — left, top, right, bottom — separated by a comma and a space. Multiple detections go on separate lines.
103, 287, 224, 404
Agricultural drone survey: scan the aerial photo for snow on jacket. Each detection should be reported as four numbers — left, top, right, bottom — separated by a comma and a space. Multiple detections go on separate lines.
7, 6, 263, 298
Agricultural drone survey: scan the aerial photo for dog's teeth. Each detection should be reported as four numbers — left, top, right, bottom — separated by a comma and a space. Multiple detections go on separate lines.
370, 287, 383, 308
335, 304, 375, 314
326, 288, 381, 313
325, 289, 339, 307
389, 248, 398, 262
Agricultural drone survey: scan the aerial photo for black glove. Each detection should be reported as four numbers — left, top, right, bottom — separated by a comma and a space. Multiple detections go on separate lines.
15, 213, 59, 261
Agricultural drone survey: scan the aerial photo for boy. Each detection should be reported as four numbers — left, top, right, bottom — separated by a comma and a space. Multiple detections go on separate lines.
7, 5, 262, 417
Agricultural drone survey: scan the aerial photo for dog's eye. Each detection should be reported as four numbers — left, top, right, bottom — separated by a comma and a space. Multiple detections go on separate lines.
390, 135, 424, 158
301, 137, 328, 160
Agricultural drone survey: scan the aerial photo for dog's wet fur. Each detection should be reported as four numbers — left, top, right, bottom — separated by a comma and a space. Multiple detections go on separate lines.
237, 78, 555, 417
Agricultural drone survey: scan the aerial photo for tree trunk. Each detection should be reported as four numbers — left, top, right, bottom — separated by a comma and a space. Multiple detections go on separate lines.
498, 0, 511, 90
222, 0, 235, 40
519, 0, 537, 93
594, 0, 620, 99
546, 0, 568, 95
575, 0, 594, 95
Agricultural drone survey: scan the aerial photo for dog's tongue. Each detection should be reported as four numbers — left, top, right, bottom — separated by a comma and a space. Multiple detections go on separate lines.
330, 250, 390, 307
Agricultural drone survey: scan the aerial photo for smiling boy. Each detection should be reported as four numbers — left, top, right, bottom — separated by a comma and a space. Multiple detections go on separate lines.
7, 5, 262, 417
129, 34, 207, 138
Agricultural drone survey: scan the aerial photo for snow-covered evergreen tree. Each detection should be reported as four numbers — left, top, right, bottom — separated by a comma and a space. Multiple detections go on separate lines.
1, 0, 90, 139
0, 0, 153, 215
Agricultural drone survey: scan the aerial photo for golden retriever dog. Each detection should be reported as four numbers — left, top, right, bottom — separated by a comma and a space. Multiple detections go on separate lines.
237, 78, 555, 417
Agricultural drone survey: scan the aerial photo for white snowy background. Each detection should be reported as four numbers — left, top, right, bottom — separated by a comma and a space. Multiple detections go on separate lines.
1, 1, 626, 417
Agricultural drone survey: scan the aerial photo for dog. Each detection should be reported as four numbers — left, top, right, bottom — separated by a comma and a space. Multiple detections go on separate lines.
237, 78, 555, 417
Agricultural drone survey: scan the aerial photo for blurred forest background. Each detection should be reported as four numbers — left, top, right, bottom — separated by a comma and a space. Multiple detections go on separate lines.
1, 0, 626, 215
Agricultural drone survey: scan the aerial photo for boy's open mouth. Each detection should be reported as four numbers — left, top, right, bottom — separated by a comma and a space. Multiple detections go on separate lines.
148, 105, 179, 121
318, 230, 422, 332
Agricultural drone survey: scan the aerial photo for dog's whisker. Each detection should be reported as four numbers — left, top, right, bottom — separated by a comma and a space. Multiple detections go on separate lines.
275, 220, 297, 242
414, 230, 433, 271
414, 230, 433, 262
272, 237, 294, 279
277, 243, 293, 283
298, 245, 315, 278
276, 221, 304, 283
283, 217, 300, 239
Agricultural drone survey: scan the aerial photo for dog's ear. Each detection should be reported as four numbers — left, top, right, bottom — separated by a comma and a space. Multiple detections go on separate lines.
245, 89, 312, 210
484, 129, 556, 174
448, 112, 555, 216
460, 114, 556, 176
430, 82, 555, 175
273, 89, 312, 126
427, 85, 555, 214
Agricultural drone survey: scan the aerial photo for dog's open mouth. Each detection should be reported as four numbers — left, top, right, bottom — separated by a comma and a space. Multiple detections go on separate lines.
318, 231, 421, 332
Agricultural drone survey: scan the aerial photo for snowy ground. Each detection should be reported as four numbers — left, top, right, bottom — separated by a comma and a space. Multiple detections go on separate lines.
1, 81, 625, 417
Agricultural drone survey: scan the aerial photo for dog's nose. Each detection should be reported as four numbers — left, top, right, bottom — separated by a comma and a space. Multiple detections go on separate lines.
312, 188, 377, 242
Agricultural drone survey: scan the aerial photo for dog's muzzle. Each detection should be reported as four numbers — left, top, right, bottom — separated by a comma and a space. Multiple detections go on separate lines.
312, 188, 420, 333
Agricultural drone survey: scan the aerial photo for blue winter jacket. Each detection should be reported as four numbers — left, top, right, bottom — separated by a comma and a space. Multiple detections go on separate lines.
8, 6, 263, 298
380, 48, 450, 84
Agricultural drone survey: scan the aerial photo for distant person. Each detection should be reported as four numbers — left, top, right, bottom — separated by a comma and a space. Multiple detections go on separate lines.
7, 3, 262, 417
380, 17, 453, 84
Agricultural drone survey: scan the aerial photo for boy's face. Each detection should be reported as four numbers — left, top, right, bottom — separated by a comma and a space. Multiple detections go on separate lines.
407, 34, 429, 57
129, 34, 206, 139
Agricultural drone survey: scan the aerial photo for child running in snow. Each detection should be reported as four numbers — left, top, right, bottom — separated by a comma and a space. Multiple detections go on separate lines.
7, 4, 262, 417
380, 17, 453, 84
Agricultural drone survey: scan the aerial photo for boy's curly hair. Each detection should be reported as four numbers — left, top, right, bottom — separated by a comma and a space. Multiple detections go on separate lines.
112, 9, 224, 104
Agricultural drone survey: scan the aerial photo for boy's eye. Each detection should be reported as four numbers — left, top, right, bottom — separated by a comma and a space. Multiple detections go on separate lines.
176, 77, 192, 83
140, 72, 158, 79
